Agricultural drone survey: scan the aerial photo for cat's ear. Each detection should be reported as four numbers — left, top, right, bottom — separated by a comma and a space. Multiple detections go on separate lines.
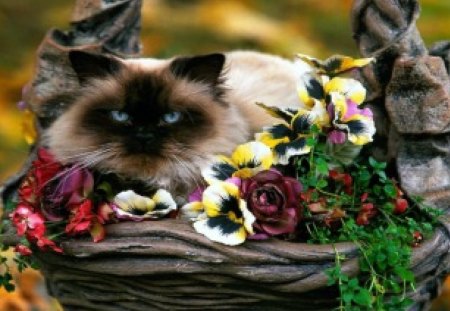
170, 53, 225, 86
69, 51, 123, 83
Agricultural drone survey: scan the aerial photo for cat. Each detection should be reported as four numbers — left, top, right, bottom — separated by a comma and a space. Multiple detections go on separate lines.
44, 50, 305, 198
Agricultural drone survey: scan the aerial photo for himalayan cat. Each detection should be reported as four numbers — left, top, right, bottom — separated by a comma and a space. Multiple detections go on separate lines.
44, 51, 304, 197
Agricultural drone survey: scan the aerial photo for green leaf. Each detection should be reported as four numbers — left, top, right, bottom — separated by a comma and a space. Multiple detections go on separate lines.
377, 171, 387, 181
96, 181, 114, 200
316, 179, 328, 189
394, 267, 415, 283
343, 292, 354, 303
306, 137, 317, 147
383, 184, 397, 198
368, 157, 377, 168
353, 289, 372, 306
315, 157, 329, 175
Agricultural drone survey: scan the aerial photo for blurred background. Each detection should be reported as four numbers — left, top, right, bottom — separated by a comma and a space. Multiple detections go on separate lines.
0, 0, 449, 310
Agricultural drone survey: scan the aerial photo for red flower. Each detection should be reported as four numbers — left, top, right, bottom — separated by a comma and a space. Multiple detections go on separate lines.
329, 170, 353, 194
14, 244, 32, 256
32, 148, 62, 194
240, 169, 302, 238
10, 205, 63, 253
42, 167, 94, 221
34, 237, 63, 253
10, 204, 46, 239
17, 148, 64, 214
65, 200, 95, 235
65, 200, 105, 242
356, 203, 378, 226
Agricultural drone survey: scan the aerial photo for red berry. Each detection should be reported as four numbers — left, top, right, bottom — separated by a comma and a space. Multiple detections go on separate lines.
393, 198, 408, 214
360, 192, 369, 202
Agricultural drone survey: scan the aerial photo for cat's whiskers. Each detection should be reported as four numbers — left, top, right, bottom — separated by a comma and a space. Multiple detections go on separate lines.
42, 146, 117, 189
169, 154, 202, 191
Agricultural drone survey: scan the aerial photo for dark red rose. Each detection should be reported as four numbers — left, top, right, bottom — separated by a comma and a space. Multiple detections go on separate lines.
240, 169, 302, 238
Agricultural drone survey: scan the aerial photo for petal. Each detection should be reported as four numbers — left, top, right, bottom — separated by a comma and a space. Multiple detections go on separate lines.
339, 116, 376, 146
110, 204, 145, 221
330, 92, 348, 121
239, 200, 255, 235
297, 54, 374, 76
325, 78, 366, 105
202, 182, 240, 217
231, 141, 273, 171
188, 187, 204, 203
152, 189, 177, 212
193, 216, 247, 246
329, 55, 374, 74
179, 202, 205, 220
342, 101, 373, 120
296, 72, 325, 107
90, 221, 105, 243
260, 208, 298, 235
273, 137, 311, 165
202, 155, 238, 184
296, 54, 324, 71
255, 102, 295, 123
291, 100, 329, 133
328, 130, 347, 144
113, 190, 155, 214
255, 124, 291, 148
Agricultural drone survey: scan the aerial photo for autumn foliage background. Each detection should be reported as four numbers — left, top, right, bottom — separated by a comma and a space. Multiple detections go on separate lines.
0, 0, 450, 310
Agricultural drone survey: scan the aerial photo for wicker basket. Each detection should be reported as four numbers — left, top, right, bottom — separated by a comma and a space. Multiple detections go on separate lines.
29, 219, 449, 311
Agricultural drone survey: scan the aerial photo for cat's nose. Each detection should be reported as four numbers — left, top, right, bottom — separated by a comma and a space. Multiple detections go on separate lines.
135, 129, 155, 142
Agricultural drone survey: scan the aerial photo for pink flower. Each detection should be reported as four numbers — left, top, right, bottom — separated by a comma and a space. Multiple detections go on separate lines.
10, 204, 43, 236
240, 169, 302, 239
10, 204, 63, 253
14, 244, 32, 256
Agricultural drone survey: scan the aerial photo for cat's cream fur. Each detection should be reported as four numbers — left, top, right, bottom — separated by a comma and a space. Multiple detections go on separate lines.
45, 51, 306, 196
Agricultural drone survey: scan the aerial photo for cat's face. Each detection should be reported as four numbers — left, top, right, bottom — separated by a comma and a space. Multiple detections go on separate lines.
45, 51, 248, 192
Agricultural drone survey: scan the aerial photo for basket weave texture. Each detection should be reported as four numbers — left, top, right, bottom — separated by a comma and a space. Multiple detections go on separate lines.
34, 219, 450, 311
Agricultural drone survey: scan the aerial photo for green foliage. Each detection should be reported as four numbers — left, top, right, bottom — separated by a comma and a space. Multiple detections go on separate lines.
297, 135, 443, 310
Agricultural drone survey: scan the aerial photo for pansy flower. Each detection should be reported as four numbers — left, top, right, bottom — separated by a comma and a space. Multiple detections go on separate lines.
294, 59, 375, 147
111, 189, 177, 221
296, 54, 375, 77
181, 181, 255, 246
256, 101, 328, 165
326, 78, 376, 146
202, 141, 273, 184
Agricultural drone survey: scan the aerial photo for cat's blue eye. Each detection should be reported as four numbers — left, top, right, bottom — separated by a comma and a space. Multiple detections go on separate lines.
110, 110, 130, 123
162, 111, 182, 124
